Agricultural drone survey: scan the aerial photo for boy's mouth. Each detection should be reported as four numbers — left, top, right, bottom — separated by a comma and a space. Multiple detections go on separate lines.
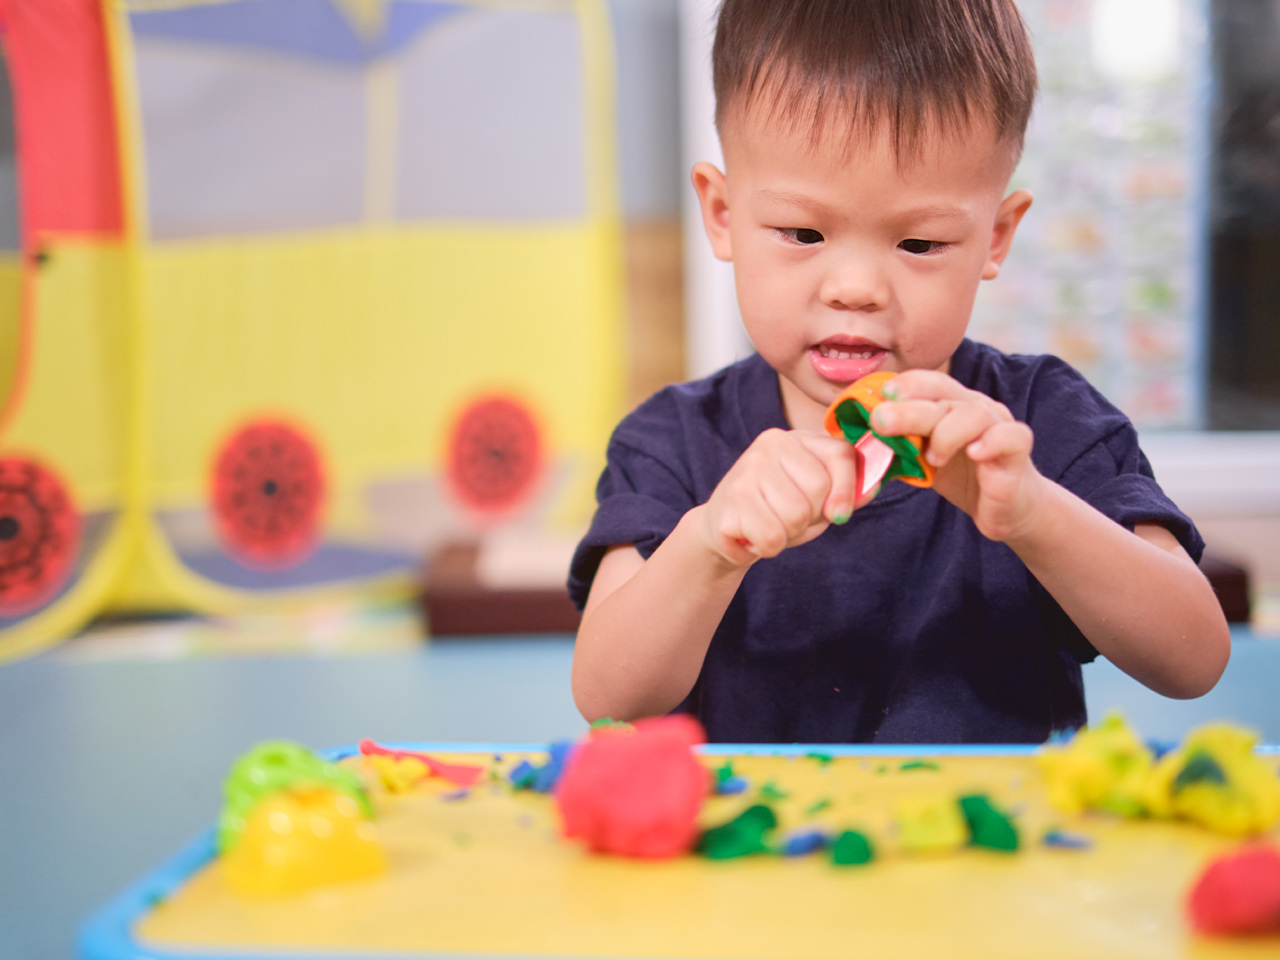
809, 339, 887, 384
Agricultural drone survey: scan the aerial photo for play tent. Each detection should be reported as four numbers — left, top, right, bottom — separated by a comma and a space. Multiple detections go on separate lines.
0, 0, 625, 660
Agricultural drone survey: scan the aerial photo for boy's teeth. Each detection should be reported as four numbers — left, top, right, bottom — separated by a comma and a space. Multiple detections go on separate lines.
820, 345, 876, 360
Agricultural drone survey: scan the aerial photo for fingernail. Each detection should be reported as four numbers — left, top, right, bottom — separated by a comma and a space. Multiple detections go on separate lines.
926, 449, 941, 466
873, 408, 890, 430
882, 381, 898, 399
832, 509, 851, 525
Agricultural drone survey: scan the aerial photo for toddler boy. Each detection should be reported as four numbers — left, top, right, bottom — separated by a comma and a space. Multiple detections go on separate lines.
568, 0, 1229, 743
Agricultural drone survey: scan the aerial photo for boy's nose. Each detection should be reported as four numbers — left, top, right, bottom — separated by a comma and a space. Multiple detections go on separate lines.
819, 256, 889, 312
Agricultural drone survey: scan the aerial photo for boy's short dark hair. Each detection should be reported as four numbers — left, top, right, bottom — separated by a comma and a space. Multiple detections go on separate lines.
712, 0, 1038, 161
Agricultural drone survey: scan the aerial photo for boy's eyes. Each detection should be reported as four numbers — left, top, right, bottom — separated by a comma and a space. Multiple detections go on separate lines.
900, 238, 945, 255
777, 230, 946, 254
779, 227, 824, 245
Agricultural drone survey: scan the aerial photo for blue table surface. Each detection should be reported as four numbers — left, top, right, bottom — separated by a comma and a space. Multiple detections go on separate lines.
2, 629, 1276, 960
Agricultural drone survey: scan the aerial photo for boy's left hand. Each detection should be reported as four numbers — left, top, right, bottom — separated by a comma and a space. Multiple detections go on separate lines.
870, 369, 1049, 544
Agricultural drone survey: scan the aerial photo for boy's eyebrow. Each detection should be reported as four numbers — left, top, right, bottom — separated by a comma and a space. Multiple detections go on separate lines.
755, 190, 976, 227
892, 204, 976, 225
754, 188, 828, 210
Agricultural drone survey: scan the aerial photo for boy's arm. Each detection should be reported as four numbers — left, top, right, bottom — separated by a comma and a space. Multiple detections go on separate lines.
1004, 486, 1228, 698
572, 516, 747, 723
572, 428, 861, 723
875, 370, 1230, 699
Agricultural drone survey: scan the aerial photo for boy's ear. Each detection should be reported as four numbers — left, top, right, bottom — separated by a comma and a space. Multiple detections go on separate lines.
982, 189, 1033, 280
691, 161, 733, 261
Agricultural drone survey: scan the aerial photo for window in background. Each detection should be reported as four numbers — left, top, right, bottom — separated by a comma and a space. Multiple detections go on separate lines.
1208, 0, 1280, 429
969, 0, 1207, 430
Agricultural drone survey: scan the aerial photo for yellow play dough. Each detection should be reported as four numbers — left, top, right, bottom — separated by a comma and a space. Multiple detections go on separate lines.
221, 787, 387, 897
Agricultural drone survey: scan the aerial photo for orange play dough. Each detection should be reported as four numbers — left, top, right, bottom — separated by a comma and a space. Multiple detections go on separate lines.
823, 371, 935, 488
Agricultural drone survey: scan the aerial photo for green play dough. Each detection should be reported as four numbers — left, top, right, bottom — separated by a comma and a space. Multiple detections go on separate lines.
588, 717, 634, 732
959, 794, 1019, 852
698, 804, 778, 859
1172, 750, 1228, 792
833, 398, 929, 483
830, 829, 875, 865
900, 759, 940, 772
758, 781, 789, 801
217, 740, 371, 852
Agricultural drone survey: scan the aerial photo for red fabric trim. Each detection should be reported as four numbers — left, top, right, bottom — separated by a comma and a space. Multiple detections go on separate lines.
0, 0, 122, 242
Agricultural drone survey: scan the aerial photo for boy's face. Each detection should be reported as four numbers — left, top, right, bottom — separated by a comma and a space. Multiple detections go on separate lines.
693, 106, 1032, 432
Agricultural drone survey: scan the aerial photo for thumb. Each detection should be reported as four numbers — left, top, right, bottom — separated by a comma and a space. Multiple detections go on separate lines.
794, 432, 859, 525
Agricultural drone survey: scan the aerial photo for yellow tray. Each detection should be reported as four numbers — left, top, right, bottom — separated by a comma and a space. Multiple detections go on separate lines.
81, 743, 1280, 959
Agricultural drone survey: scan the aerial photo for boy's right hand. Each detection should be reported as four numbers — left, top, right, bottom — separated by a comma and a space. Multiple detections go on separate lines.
698, 428, 863, 567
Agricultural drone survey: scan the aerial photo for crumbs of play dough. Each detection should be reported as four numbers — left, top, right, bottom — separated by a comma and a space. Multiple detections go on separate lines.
713, 760, 749, 795
895, 795, 968, 855
830, 829, 875, 866
1041, 829, 1093, 850
958, 794, 1019, 852
900, 759, 940, 772
781, 829, 829, 857
698, 804, 778, 860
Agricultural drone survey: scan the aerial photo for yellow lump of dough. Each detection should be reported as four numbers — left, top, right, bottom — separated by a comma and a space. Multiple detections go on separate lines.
895, 795, 969, 854
221, 786, 387, 897
1038, 712, 1154, 818
364, 754, 431, 794
1140, 723, 1280, 837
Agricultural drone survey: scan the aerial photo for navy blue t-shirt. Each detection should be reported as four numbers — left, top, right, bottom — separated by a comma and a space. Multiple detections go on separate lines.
568, 339, 1204, 745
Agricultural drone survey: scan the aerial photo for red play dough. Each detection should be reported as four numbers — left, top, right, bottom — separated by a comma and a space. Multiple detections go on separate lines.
555, 714, 709, 858
1187, 844, 1280, 935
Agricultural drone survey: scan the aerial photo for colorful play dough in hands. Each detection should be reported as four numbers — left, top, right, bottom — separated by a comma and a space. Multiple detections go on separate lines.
823, 371, 936, 499
555, 714, 710, 858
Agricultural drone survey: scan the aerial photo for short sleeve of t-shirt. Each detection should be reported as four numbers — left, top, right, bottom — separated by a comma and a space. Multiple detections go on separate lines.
959, 346, 1205, 664
988, 351, 1204, 561
567, 391, 699, 610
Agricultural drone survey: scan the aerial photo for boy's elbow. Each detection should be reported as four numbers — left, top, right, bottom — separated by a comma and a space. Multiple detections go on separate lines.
570, 658, 629, 726
1164, 618, 1231, 700
572, 685, 610, 726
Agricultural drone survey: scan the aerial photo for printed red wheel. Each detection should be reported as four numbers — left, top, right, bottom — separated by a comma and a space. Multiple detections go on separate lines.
0, 457, 80, 617
212, 420, 325, 569
446, 395, 543, 514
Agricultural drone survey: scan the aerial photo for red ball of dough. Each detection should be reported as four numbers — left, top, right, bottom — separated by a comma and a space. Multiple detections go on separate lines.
556, 714, 709, 858
1187, 844, 1280, 935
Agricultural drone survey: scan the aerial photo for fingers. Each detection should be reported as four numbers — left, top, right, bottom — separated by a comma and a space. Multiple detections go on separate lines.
707, 429, 859, 562
872, 390, 1013, 470
881, 368, 973, 402
966, 420, 1033, 467
928, 401, 1009, 468
792, 432, 859, 523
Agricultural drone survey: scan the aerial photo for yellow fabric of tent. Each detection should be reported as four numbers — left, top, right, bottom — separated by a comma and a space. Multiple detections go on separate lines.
0, 0, 624, 661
